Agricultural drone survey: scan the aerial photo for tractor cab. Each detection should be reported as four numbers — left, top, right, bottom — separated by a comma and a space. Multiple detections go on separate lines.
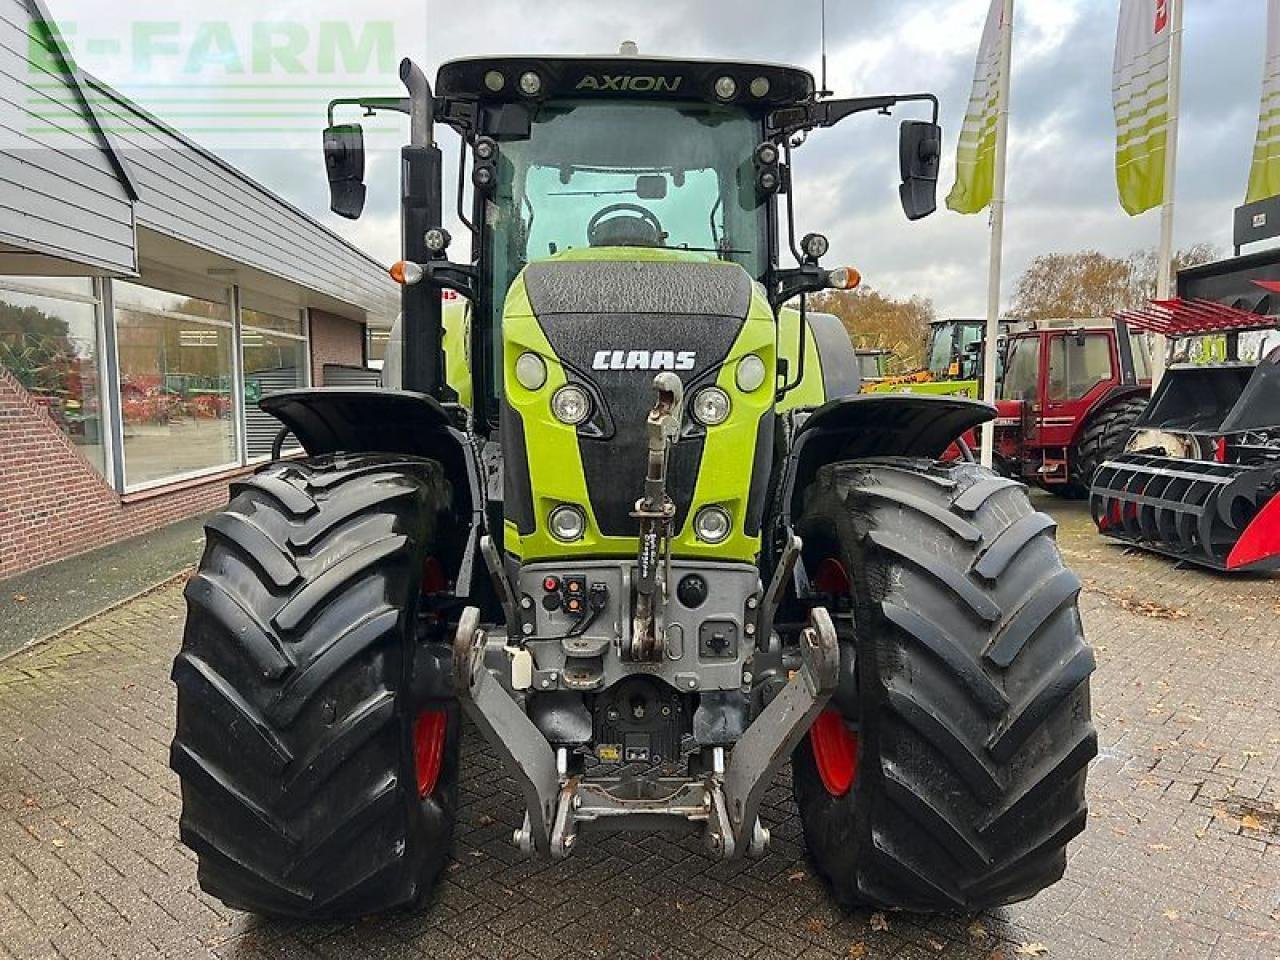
925, 317, 987, 380
993, 318, 1151, 492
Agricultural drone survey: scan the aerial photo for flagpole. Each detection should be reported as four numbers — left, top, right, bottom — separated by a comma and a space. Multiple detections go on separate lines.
980, 0, 1014, 469
1152, 0, 1184, 387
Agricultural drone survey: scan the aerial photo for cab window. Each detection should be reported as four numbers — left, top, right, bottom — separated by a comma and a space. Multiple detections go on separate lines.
999, 336, 1040, 401
1047, 333, 1113, 402
1129, 332, 1151, 380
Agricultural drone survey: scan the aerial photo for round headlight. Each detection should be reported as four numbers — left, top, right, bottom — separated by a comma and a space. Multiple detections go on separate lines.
691, 386, 731, 426
515, 352, 547, 391
749, 76, 771, 98
735, 354, 767, 393
755, 142, 780, 166
474, 136, 497, 161
424, 226, 451, 254
551, 384, 591, 424
549, 505, 586, 542
802, 232, 830, 261
519, 71, 542, 96
694, 506, 732, 544
714, 75, 738, 100
483, 70, 506, 92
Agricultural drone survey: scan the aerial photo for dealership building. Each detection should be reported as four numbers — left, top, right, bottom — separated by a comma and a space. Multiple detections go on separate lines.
0, 0, 398, 579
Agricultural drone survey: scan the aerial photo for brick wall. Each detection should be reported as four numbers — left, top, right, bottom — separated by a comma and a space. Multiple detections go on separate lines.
309, 309, 366, 384
0, 368, 246, 581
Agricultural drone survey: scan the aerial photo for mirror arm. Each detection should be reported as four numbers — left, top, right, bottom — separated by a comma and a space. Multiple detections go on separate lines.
771, 92, 940, 138
326, 96, 410, 128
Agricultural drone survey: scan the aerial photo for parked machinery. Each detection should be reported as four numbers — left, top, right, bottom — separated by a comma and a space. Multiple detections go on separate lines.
1089, 249, 1280, 572
861, 317, 988, 397
993, 318, 1152, 497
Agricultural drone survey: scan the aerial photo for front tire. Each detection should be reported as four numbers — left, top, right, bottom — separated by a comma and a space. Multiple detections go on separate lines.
793, 458, 1096, 911
171, 454, 460, 919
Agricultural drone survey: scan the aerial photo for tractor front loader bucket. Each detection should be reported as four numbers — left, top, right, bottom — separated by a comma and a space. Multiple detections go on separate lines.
1090, 454, 1280, 571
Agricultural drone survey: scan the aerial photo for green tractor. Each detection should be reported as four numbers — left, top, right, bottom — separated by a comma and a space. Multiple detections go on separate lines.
862, 317, 990, 398
170, 51, 1095, 919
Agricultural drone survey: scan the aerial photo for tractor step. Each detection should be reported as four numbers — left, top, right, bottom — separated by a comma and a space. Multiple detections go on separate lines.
451, 606, 840, 859
1090, 453, 1280, 571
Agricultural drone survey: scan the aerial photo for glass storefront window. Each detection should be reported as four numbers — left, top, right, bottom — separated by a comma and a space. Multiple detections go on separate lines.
114, 280, 237, 487
0, 279, 106, 477
241, 309, 307, 459
243, 308, 304, 336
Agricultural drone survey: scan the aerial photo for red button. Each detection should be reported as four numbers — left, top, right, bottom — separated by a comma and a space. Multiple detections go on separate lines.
543, 576, 560, 592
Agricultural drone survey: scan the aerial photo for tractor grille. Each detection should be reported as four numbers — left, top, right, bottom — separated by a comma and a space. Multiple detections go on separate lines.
524, 260, 752, 539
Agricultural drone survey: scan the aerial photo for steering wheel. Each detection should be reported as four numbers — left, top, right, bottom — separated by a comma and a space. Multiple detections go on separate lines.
587, 202, 665, 248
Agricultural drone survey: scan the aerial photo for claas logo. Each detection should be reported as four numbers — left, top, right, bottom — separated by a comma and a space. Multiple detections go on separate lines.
592, 350, 696, 371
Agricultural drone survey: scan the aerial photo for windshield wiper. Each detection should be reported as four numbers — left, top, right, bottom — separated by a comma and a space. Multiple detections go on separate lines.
664, 244, 749, 256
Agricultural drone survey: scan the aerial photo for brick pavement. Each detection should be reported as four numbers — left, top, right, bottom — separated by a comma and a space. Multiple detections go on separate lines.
0, 497, 1276, 960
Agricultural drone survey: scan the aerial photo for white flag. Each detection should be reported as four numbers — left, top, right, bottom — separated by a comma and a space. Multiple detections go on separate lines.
1248, 0, 1280, 203
947, 0, 1005, 214
1113, 0, 1173, 215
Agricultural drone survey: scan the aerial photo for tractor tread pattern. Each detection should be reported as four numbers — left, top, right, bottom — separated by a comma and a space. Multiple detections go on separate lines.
1067, 395, 1149, 496
171, 453, 458, 919
793, 457, 1096, 911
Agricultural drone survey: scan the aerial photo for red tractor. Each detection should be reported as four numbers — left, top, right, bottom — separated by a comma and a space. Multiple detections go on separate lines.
993, 318, 1153, 497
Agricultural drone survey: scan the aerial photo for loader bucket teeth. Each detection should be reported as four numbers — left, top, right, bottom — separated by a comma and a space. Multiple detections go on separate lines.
1090, 454, 1280, 572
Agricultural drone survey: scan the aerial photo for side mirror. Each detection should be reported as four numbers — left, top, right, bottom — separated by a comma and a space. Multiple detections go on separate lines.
898, 119, 941, 221
323, 123, 366, 219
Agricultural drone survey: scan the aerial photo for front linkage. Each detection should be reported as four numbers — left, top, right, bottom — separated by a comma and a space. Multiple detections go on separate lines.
452, 604, 838, 859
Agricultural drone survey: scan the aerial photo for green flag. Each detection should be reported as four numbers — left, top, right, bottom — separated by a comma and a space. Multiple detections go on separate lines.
1247, 0, 1280, 203
1113, 0, 1173, 216
947, 0, 1004, 214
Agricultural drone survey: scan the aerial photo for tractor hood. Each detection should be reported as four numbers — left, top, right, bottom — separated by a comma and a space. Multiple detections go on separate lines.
499, 251, 776, 562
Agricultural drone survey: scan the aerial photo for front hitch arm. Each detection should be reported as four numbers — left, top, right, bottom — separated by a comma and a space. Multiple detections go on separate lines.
629, 372, 685, 661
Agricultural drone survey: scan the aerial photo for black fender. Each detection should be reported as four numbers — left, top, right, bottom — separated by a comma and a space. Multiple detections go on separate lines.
773, 394, 996, 530
260, 388, 487, 599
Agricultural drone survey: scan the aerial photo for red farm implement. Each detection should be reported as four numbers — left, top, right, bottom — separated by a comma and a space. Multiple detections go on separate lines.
1089, 245, 1280, 573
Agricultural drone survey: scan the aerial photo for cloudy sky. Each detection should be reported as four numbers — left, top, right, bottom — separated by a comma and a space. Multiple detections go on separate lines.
50, 0, 1269, 315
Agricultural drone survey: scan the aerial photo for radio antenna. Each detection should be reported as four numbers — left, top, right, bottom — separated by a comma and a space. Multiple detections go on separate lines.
818, 0, 832, 97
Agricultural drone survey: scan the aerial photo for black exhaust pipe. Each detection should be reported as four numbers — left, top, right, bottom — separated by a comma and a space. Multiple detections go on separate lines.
399, 59, 444, 398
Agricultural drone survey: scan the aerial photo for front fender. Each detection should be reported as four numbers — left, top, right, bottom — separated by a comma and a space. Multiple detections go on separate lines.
260, 387, 487, 598
776, 394, 996, 527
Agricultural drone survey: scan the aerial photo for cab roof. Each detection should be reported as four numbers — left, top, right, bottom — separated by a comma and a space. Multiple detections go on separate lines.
435, 56, 816, 110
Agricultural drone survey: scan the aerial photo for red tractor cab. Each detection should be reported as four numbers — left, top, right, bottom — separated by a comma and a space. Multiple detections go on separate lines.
993, 318, 1153, 496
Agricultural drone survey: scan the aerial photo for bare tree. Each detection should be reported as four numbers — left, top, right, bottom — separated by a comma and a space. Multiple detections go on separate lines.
1008, 245, 1218, 321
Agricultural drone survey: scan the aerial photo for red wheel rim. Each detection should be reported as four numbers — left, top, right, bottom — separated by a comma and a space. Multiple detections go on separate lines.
413, 709, 448, 798
811, 709, 859, 797
813, 558, 850, 595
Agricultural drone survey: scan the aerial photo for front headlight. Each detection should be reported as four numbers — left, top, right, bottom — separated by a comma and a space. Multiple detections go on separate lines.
551, 384, 591, 424
735, 354, 767, 393
548, 505, 586, 542
691, 386, 731, 426
693, 505, 732, 543
514, 352, 547, 391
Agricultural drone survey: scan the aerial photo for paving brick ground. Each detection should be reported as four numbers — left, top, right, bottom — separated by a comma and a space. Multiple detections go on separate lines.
0, 496, 1276, 960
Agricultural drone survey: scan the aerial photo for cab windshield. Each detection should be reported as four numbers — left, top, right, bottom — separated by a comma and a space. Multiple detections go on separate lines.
487, 99, 768, 311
